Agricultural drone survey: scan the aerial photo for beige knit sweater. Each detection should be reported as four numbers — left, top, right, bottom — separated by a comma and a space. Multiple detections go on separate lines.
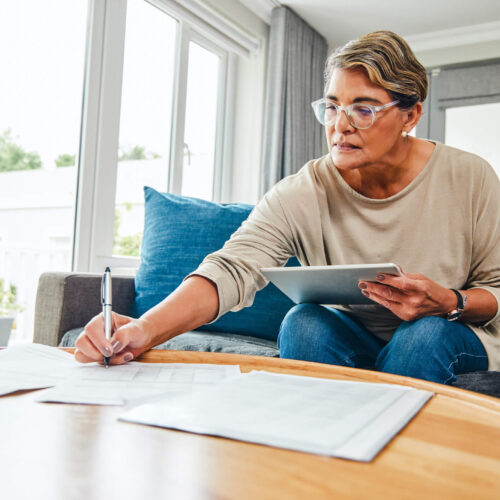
191, 142, 500, 369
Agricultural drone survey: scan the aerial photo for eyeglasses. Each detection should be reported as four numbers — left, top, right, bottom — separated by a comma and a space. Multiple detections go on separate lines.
311, 98, 399, 130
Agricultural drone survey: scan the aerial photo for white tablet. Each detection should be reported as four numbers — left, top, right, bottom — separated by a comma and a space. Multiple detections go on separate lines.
261, 263, 402, 305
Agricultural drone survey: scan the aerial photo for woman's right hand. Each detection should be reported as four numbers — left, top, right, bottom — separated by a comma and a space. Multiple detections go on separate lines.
74, 312, 153, 365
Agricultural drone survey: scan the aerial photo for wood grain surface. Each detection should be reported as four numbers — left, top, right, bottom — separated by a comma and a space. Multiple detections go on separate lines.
1, 349, 499, 500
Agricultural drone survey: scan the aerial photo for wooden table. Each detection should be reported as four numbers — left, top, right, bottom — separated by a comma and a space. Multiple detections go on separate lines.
1, 350, 499, 500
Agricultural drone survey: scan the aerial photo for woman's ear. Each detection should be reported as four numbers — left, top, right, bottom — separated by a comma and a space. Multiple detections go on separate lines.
402, 102, 422, 134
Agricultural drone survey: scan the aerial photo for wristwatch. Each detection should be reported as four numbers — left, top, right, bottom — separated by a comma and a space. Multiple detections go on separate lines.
446, 289, 467, 321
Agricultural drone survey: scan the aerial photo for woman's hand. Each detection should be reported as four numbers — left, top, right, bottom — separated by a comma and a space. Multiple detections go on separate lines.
74, 312, 154, 365
358, 271, 457, 322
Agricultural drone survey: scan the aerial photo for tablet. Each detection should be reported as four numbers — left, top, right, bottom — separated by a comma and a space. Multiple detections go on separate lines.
261, 263, 402, 305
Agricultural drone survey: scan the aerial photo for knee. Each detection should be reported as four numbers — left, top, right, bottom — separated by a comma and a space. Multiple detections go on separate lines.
390, 316, 451, 354
278, 303, 323, 345
278, 303, 336, 358
376, 316, 451, 376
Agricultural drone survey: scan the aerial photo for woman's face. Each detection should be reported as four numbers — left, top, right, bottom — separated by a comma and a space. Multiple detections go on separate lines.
324, 67, 409, 171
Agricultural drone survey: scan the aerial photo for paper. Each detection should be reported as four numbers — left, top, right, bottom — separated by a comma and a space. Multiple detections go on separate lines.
120, 370, 433, 461
0, 343, 79, 396
37, 362, 241, 406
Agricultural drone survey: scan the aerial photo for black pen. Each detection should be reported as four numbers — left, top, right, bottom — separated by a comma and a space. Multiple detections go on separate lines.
101, 267, 112, 368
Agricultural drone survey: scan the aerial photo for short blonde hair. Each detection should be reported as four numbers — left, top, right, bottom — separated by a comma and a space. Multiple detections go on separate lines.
324, 31, 427, 109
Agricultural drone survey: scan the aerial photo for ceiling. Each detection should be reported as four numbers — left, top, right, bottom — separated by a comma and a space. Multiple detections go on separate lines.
240, 0, 500, 50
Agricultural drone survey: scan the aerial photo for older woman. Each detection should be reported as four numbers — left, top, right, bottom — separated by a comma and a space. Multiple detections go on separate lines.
75, 31, 500, 384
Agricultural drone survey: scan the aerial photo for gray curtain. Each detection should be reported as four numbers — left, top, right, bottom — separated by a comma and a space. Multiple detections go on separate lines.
260, 6, 327, 196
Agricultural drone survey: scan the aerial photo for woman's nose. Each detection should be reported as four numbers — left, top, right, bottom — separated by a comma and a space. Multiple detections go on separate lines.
334, 108, 354, 133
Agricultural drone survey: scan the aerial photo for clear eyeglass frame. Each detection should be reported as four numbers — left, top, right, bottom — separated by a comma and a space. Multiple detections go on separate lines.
311, 98, 400, 130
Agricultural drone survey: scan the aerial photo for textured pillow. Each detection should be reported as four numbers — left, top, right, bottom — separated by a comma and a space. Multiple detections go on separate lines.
131, 187, 297, 340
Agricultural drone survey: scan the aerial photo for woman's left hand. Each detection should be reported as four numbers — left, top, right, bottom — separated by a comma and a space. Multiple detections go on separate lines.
358, 271, 457, 322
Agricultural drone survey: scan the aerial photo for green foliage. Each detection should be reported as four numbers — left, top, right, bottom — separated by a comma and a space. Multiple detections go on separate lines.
112, 207, 142, 257
114, 233, 142, 257
55, 153, 76, 167
0, 129, 42, 173
118, 145, 161, 162
0, 279, 21, 316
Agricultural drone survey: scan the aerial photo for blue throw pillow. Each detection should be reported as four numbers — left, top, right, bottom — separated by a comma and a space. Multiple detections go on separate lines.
131, 187, 298, 341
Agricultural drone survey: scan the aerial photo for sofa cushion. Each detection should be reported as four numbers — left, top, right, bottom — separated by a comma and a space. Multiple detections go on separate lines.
60, 327, 279, 357
130, 187, 297, 341
157, 331, 279, 357
451, 371, 500, 398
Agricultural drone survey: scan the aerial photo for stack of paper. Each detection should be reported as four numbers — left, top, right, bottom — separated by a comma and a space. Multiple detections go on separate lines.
120, 371, 433, 461
0, 343, 79, 395
2, 345, 433, 461
0, 344, 240, 407
37, 362, 241, 406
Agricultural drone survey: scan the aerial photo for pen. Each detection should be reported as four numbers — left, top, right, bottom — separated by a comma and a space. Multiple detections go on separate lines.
101, 267, 112, 368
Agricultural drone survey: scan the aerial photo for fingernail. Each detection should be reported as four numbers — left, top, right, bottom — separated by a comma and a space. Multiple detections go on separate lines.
103, 346, 113, 356
362, 290, 370, 297
359, 283, 367, 289
112, 341, 123, 353
124, 353, 133, 362
377, 275, 385, 281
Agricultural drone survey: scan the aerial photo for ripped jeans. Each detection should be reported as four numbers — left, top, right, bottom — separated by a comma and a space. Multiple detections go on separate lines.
278, 304, 488, 384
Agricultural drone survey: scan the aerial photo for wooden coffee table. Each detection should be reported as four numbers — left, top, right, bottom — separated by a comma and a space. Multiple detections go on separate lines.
1, 350, 499, 500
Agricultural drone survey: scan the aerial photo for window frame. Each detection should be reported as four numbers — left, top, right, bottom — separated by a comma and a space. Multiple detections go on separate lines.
416, 58, 500, 141
173, 26, 235, 202
73, 0, 239, 273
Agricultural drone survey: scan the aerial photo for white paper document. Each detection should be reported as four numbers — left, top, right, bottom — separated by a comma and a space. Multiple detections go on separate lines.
0, 343, 79, 396
120, 370, 433, 462
37, 362, 241, 406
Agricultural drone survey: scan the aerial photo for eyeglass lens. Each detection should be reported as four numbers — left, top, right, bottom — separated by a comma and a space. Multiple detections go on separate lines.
318, 102, 374, 129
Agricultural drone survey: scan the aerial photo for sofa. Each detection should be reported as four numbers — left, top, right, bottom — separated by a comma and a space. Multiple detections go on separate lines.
33, 187, 500, 398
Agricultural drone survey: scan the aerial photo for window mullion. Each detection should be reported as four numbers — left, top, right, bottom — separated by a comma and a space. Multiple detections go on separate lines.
211, 50, 228, 203
73, 0, 108, 272
73, 0, 127, 272
74, 0, 128, 272
89, 0, 128, 272
168, 20, 190, 194
217, 52, 236, 203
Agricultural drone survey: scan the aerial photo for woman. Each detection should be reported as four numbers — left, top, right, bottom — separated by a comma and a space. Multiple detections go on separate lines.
75, 31, 500, 384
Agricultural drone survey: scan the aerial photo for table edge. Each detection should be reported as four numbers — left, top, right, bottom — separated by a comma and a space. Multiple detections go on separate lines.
60, 348, 500, 412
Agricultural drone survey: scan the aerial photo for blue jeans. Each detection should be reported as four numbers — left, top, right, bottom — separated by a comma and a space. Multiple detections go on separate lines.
278, 304, 488, 384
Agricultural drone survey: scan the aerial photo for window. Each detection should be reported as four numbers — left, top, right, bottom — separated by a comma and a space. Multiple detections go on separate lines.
182, 41, 221, 200
1, 0, 260, 344
79, 0, 239, 263
0, 0, 88, 343
445, 103, 500, 178
113, 0, 177, 258
417, 59, 500, 175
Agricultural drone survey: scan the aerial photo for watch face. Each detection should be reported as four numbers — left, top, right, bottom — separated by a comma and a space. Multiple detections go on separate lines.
447, 310, 461, 321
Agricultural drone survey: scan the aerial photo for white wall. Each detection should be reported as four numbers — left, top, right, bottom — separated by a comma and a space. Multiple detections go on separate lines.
326, 39, 500, 69
202, 0, 269, 204
414, 40, 500, 68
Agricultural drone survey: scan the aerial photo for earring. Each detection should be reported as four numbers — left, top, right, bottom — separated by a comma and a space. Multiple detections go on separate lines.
401, 130, 408, 138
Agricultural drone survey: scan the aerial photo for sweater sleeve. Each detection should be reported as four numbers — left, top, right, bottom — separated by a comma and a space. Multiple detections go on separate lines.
185, 187, 296, 322
465, 162, 500, 327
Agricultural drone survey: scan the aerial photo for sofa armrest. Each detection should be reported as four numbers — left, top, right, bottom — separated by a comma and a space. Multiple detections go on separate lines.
34, 272, 135, 346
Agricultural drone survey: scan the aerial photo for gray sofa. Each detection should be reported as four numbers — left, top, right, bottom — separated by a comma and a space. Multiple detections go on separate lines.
34, 272, 500, 398
34, 272, 280, 357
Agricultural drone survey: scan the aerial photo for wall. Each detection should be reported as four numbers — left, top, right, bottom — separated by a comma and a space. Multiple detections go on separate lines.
202, 0, 269, 204
326, 39, 500, 69
414, 40, 500, 68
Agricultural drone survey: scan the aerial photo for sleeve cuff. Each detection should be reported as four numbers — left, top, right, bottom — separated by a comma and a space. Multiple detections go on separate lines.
183, 263, 240, 324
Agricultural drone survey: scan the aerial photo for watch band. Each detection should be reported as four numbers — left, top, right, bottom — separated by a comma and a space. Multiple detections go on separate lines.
446, 289, 467, 321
